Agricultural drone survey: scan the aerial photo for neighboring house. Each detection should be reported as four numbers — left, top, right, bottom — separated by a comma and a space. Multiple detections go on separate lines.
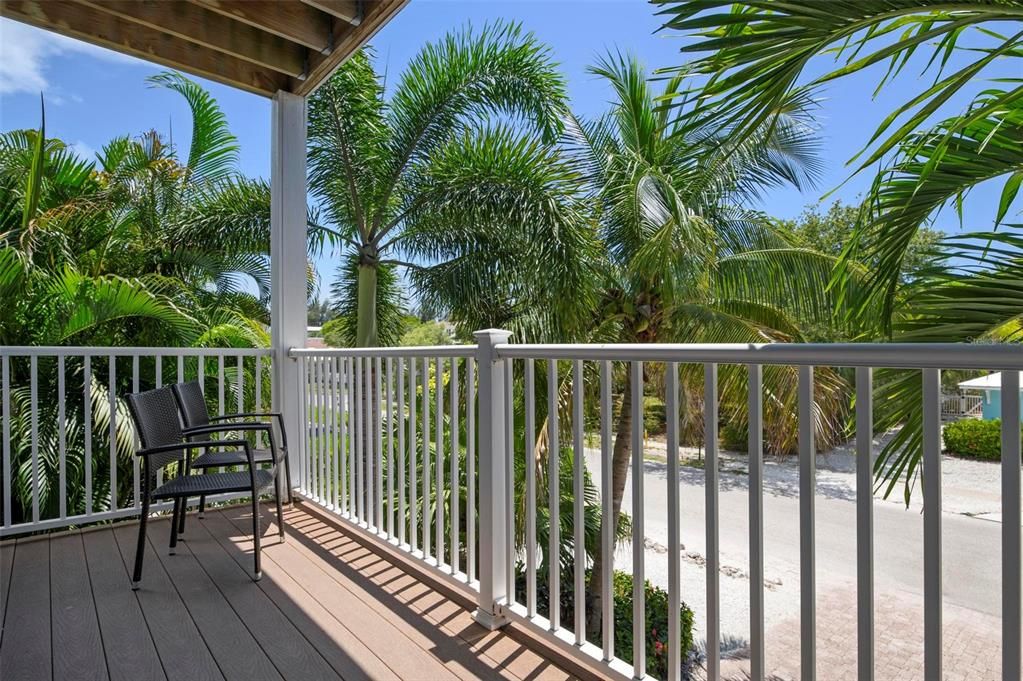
958, 371, 1023, 420
307, 326, 327, 349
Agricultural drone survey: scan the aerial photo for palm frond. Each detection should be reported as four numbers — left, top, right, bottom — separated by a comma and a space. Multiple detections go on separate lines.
147, 71, 240, 182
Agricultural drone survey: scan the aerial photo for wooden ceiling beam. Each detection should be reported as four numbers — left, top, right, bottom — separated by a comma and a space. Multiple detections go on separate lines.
0, 1, 289, 96
77, 0, 308, 77
188, 0, 333, 53
295, 0, 406, 96
300, 0, 361, 25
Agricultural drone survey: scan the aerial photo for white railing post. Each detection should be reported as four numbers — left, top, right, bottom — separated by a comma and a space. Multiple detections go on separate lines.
270, 89, 307, 494
473, 328, 512, 630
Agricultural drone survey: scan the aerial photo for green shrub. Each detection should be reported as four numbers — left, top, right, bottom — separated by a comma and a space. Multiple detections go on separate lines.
516, 567, 695, 680
609, 570, 695, 679
644, 396, 666, 436
943, 418, 1021, 460
719, 422, 748, 453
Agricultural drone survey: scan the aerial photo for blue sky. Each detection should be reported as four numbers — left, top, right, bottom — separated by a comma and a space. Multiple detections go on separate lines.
0, 2, 1015, 301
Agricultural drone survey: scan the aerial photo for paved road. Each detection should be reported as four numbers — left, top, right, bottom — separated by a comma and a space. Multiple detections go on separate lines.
584, 448, 1005, 640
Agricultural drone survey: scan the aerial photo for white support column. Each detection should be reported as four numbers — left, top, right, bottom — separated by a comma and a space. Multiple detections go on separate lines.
473, 328, 512, 630
271, 90, 308, 494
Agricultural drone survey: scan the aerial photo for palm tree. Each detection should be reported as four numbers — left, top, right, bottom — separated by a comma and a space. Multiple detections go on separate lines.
307, 22, 594, 347
431, 51, 858, 639
652, 1, 1023, 498
0, 72, 282, 521
560, 52, 860, 636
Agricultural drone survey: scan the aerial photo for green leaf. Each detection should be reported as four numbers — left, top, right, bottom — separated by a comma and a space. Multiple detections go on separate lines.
21, 95, 45, 232
996, 171, 1023, 226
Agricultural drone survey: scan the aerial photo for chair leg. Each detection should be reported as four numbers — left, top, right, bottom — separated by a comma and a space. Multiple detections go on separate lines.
198, 494, 206, 519
251, 491, 262, 581
178, 496, 187, 535
283, 455, 293, 504
132, 492, 150, 590
169, 498, 181, 555
274, 473, 285, 541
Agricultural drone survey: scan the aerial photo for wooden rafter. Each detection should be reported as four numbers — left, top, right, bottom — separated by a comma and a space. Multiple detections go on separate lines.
295, 0, 406, 96
1, 0, 289, 96
78, 0, 308, 77
0, 0, 408, 97
300, 0, 361, 25
188, 0, 333, 53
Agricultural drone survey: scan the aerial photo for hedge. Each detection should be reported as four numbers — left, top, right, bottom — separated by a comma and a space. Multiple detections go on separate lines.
943, 418, 1022, 460
516, 566, 695, 679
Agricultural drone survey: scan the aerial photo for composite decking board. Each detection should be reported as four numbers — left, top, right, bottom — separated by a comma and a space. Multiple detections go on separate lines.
232, 505, 521, 681
50, 533, 109, 681
195, 512, 399, 681
218, 505, 473, 681
177, 512, 343, 681
138, 521, 283, 681
0, 504, 579, 681
81, 528, 166, 681
0, 539, 50, 680
111, 524, 224, 681
292, 506, 579, 681
299, 521, 549, 681
0, 540, 14, 649
209, 509, 458, 678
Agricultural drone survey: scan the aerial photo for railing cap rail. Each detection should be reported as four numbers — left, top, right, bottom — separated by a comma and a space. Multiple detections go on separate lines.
0, 346, 272, 357
493, 342, 1023, 370
289, 345, 477, 358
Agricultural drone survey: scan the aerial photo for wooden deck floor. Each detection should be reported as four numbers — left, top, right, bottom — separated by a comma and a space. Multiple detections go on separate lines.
0, 502, 580, 681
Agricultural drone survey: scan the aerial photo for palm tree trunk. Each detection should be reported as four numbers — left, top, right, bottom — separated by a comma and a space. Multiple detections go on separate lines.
585, 366, 633, 636
356, 263, 378, 348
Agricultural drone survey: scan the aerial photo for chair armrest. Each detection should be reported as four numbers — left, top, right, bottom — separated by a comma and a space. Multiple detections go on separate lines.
210, 412, 281, 421
181, 423, 280, 465
182, 423, 273, 437
138, 439, 248, 457
211, 412, 288, 449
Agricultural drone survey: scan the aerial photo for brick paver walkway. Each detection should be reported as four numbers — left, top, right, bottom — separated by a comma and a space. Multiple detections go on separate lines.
712, 584, 1003, 680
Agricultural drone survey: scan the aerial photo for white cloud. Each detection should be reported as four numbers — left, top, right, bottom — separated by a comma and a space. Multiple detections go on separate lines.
0, 18, 145, 98
68, 140, 97, 162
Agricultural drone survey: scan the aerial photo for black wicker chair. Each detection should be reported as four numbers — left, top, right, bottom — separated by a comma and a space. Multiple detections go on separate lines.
125, 386, 283, 589
171, 380, 293, 519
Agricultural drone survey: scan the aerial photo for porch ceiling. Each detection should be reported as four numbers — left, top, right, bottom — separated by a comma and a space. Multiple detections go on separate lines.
0, 0, 408, 97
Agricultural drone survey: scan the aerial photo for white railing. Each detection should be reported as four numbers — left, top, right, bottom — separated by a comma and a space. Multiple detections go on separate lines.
0, 346, 274, 536
293, 336, 1023, 681
291, 344, 481, 592
941, 391, 984, 420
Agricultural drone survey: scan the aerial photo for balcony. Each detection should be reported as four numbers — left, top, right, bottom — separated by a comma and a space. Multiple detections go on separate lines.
1, 339, 1022, 680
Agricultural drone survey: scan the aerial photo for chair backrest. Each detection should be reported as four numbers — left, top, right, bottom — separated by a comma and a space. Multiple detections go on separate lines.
170, 381, 211, 429
124, 387, 185, 471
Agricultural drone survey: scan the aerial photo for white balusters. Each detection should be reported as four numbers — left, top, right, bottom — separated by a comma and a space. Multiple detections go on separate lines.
856, 367, 874, 681
572, 359, 585, 645
922, 368, 942, 680
547, 358, 560, 632
525, 358, 537, 618
631, 360, 645, 679
600, 359, 614, 661
666, 362, 681, 681
799, 365, 816, 680
748, 363, 764, 681
705, 363, 720, 680
1002, 369, 1021, 681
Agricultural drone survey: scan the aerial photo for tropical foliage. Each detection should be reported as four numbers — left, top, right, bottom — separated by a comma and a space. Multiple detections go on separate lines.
653, 0, 1023, 499
307, 22, 594, 348
1, 73, 282, 522
467, 52, 862, 636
